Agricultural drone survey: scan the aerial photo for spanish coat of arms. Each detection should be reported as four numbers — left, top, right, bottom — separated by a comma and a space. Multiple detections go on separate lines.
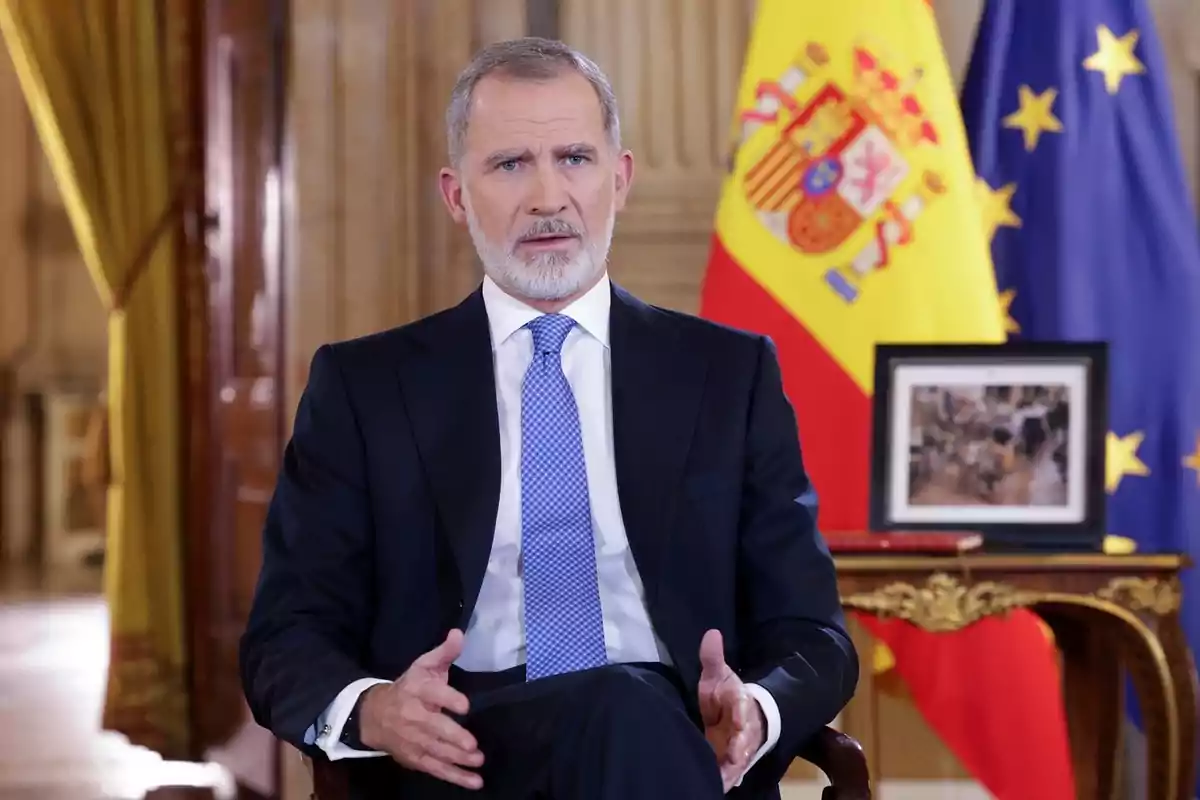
734, 42, 947, 303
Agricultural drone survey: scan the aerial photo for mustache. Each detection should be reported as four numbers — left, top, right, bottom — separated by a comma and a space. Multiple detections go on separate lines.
516, 218, 582, 242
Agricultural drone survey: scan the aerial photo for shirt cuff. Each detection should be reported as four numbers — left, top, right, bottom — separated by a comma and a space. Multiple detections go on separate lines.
309, 677, 392, 760
733, 682, 782, 787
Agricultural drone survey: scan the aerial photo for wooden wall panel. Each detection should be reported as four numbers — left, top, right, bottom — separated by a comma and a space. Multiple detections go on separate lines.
558, 0, 756, 313
1155, 0, 1200, 202
287, 0, 485, 412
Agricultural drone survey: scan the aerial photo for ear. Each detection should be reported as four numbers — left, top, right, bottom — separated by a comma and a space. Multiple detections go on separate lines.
438, 167, 468, 224
612, 149, 635, 212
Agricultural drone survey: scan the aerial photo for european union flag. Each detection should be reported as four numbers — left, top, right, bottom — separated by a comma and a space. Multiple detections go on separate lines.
962, 1, 1200, 796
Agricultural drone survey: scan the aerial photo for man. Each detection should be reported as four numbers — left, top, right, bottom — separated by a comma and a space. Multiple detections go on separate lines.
240, 37, 856, 800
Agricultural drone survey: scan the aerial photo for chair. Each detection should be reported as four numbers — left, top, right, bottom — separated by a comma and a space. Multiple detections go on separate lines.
307, 725, 871, 799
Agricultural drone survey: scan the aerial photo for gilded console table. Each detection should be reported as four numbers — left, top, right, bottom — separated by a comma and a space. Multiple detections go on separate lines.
836, 554, 1197, 800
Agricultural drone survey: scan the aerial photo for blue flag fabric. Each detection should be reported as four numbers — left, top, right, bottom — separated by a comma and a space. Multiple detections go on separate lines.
961, 2, 1200, 797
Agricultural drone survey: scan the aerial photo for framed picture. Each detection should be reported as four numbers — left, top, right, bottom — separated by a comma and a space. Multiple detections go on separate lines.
42, 391, 107, 567
869, 342, 1107, 549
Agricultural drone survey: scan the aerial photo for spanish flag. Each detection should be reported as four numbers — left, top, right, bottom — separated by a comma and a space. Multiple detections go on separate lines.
699, 2, 1074, 797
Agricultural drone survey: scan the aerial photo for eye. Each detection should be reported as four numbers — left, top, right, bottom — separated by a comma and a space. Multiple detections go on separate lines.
563, 154, 588, 166
497, 159, 519, 172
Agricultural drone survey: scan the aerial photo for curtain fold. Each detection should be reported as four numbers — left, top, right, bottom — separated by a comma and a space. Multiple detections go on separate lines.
0, 0, 190, 757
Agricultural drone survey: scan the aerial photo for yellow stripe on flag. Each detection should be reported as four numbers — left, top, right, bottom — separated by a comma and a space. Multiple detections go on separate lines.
716, 0, 1005, 392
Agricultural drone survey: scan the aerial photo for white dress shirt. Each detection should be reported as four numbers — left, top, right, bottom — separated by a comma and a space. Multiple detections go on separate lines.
308, 275, 780, 785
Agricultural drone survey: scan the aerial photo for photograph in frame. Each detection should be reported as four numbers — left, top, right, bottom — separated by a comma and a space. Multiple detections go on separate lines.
869, 342, 1107, 548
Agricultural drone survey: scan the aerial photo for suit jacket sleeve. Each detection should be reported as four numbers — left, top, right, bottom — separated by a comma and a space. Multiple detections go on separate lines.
735, 336, 859, 787
239, 344, 378, 753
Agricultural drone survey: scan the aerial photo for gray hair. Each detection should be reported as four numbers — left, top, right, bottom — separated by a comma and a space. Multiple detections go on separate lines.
445, 37, 621, 165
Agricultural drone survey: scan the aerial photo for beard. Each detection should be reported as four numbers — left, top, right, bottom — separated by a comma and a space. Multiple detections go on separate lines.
465, 198, 614, 302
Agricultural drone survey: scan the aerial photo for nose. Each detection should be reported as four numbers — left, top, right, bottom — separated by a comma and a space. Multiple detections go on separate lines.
526, 162, 569, 216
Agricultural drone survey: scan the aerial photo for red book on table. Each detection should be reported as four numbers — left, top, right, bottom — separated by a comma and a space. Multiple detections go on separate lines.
824, 530, 983, 554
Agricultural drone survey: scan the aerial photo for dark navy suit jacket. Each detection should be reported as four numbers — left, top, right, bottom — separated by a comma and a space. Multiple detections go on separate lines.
240, 282, 858, 791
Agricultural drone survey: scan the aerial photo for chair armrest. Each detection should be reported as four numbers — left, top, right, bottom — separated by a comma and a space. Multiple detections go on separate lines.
796, 726, 872, 800
307, 756, 349, 800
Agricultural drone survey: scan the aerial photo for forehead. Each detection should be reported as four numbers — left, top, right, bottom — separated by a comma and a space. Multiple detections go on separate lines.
464, 71, 606, 154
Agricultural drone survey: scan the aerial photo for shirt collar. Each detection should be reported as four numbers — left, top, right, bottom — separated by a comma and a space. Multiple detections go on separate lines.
481, 273, 611, 350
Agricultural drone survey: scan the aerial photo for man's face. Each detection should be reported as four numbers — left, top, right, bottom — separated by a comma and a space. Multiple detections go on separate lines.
439, 70, 634, 303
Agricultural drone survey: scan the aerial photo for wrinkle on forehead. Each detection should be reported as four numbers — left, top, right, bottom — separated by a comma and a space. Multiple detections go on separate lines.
464, 74, 606, 152
480, 115, 590, 142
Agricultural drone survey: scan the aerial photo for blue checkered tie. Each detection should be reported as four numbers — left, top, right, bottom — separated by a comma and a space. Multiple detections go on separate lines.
520, 314, 607, 681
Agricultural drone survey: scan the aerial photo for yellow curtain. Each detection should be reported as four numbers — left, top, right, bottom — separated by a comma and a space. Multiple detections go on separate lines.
0, 0, 190, 757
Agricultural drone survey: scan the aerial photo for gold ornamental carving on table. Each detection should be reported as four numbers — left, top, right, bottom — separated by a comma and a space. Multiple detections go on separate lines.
842, 573, 1038, 632
1097, 577, 1182, 615
842, 573, 1183, 632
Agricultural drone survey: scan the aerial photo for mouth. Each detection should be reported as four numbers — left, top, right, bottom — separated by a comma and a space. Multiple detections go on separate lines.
517, 234, 579, 251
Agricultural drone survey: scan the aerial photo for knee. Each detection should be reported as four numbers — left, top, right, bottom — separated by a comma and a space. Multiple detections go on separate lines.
550, 667, 723, 796
574, 666, 691, 729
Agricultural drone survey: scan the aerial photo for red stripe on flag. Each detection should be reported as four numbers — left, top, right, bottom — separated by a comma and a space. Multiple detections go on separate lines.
857, 614, 1076, 800
700, 233, 872, 530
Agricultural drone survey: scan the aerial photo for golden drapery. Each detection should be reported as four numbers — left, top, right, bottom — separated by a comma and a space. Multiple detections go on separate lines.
0, 0, 192, 757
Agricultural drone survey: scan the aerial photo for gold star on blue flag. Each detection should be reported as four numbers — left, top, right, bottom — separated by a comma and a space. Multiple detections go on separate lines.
961, 2, 1200, 790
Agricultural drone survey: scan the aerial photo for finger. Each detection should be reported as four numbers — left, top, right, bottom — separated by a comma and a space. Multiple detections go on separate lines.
720, 763, 739, 793
698, 629, 726, 676
412, 629, 465, 670
705, 724, 729, 758
730, 691, 750, 730
397, 727, 481, 771
399, 705, 479, 753
423, 736, 485, 769
719, 747, 751, 792
704, 685, 739, 732
415, 753, 483, 791
417, 681, 471, 716
698, 689, 721, 725
727, 728, 751, 763
422, 709, 479, 752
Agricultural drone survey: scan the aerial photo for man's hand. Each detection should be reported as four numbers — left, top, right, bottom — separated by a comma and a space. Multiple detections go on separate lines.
698, 629, 766, 792
359, 629, 484, 790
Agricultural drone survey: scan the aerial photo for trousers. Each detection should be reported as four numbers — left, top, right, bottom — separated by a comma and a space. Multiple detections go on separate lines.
342, 662, 730, 800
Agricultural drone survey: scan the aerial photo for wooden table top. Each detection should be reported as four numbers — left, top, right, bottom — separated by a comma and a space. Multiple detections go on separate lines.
835, 552, 1189, 574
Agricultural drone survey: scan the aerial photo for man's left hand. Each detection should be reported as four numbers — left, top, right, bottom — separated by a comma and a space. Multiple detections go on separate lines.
698, 629, 766, 792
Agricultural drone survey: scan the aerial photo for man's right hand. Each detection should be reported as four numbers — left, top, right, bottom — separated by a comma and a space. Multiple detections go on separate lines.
358, 629, 484, 790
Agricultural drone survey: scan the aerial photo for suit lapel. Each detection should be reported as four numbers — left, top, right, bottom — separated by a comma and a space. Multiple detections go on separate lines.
395, 288, 499, 626
609, 285, 707, 608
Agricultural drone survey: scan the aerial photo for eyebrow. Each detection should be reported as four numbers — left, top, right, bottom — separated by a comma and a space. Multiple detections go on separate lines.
558, 142, 598, 159
482, 142, 599, 169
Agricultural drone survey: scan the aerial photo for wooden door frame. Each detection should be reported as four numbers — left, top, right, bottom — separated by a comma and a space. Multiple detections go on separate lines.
177, 0, 213, 764
184, 0, 289, 796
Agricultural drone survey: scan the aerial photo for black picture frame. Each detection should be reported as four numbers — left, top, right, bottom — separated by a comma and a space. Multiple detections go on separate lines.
868, 341, 1108, 551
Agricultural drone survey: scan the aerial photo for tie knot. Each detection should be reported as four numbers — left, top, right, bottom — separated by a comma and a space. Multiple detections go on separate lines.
527, 314, 576, 355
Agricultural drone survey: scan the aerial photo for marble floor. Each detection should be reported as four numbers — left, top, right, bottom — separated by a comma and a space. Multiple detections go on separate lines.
0, 561, 234, 800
